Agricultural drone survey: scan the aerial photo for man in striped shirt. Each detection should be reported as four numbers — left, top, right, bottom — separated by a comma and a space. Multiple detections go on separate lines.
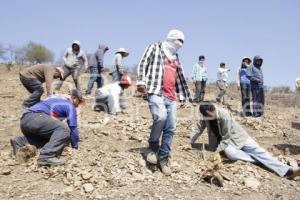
136, 29, 192, 175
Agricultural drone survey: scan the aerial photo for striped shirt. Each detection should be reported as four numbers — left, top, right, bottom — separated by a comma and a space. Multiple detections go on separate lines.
137, 42, 192, 102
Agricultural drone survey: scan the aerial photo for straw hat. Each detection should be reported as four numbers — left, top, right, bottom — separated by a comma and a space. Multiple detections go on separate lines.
116, 48, 129, 57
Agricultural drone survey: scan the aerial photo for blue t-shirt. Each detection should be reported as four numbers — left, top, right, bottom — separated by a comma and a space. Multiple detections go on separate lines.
28, 95, 79, 148
239, 68, 250, 85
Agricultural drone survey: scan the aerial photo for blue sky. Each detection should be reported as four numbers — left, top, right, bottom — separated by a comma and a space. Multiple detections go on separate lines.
0, 0, 299, 88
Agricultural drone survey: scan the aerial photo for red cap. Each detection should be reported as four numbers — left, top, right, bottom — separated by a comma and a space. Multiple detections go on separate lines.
120, 75, 132, 86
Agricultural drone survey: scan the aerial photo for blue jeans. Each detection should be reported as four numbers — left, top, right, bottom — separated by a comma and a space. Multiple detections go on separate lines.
240, 83, 251, 116
224, 137, 291, 177
20, 75, 44, 108
111, 71, 121, 82
251, 85, 265, 117
148, 95, 176, 161
86, 66, 104, 94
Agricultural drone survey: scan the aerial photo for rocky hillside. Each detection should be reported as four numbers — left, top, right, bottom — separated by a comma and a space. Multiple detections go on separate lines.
0, 67, 300, 200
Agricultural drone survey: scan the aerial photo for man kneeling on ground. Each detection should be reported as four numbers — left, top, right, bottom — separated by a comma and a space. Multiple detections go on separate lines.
10, 89, 84, 166
94, 75, 132, 115
190, 101, 300, 178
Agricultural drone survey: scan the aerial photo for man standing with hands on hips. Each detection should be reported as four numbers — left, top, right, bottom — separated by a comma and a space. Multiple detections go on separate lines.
136, 29, 192, 175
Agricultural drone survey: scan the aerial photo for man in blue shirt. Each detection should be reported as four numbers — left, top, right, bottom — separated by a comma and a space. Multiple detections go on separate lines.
236, 57, 252, 117
10, 89, 84, 166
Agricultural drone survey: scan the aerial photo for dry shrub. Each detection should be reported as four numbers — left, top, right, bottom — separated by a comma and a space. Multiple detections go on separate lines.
16, 144, 37, 163
201, 153, 224, 187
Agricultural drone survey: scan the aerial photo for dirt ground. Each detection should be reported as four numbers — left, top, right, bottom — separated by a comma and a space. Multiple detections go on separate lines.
1, 66, 300, 200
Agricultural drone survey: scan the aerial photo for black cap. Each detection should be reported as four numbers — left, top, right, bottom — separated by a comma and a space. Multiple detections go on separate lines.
242, 57, 251, 63
220, 62, 225, 67
70, 89, 84, 103
199, 55, 205, 61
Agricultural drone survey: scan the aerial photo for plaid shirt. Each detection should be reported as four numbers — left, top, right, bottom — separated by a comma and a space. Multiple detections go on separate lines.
137, 42, 192, 102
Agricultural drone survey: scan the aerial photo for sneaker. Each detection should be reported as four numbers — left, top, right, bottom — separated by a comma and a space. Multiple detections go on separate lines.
146, 151, 158, 164
37, 157, 65, 166
159, 159, 172, 176
10, 139, 19, 155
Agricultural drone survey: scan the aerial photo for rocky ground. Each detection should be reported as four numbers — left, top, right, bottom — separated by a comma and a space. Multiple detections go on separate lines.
1, 66, 300, 200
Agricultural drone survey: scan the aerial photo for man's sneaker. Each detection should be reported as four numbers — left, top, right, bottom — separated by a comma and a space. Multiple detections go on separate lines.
159, 159, 172, 176
146, 151, 158, 164
37, 157, 65, 166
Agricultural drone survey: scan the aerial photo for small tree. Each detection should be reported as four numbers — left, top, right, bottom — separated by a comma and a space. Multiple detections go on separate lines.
25, 42, 54, 64
14, 45, 27, 65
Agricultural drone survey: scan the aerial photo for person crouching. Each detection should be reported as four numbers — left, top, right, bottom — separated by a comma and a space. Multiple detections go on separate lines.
94, 75, 132, 114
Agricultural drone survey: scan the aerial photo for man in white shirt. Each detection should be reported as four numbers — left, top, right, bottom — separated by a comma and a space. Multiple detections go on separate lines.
94, 75, 132, 114
216, 62, 230, 105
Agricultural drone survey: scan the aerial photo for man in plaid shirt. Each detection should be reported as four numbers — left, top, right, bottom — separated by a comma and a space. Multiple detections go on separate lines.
137, 29, 192, 175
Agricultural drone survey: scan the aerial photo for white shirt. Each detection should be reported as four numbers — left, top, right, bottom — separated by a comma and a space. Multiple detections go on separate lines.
217, 67, 230, 82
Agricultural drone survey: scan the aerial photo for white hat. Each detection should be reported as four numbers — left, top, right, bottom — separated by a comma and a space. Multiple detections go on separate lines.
167, 29, 185, 42
116, 48, 129, 57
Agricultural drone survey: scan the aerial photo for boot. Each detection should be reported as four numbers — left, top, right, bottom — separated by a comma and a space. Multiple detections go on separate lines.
159, 159, 172, 176
10, 137, 29, 155
37, 157, 65, 166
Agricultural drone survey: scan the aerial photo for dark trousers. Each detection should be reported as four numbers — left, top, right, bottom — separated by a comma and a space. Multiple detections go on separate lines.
194, 80, 206, 102
251, 87, 265, 117
56, 66, 81, 90
20, 74, 44, 108
14, 112, 70, 160
86, 66, 104, 94
240, 84, 252, 116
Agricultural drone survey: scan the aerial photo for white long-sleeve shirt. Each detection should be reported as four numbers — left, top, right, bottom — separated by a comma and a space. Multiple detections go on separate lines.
63, 48, 88, 69
217, 67, 230, 82
96, 82, 122, 114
